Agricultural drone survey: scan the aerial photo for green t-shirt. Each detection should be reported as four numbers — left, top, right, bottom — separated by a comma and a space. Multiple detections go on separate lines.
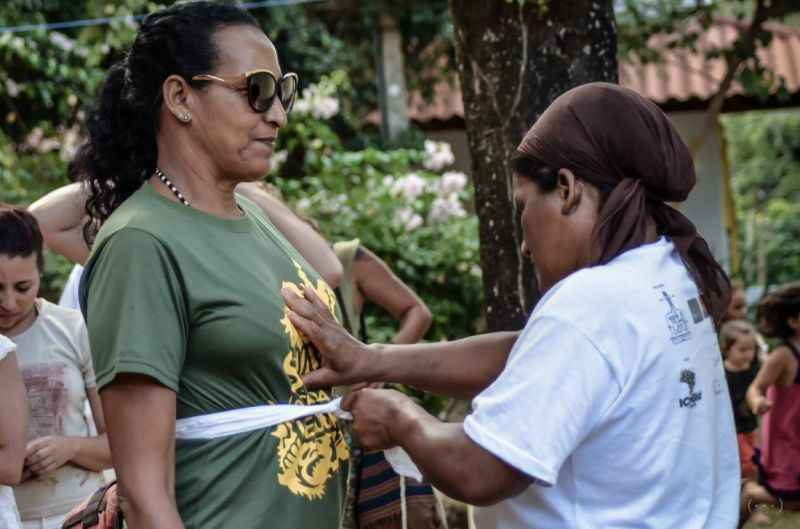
80, 183, 348, 529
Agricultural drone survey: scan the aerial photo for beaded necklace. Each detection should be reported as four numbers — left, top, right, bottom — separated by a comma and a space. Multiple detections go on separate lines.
154, 168, 191, 207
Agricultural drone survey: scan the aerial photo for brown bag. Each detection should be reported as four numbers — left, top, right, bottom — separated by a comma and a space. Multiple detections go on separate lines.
61, 482, 123, 529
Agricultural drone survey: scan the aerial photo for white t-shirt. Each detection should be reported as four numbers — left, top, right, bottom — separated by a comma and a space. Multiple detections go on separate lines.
58, 264, 84, 312
0, 334, 22, 529
464, 238, 739, 529
11, 300, 105, 520
58, 265, 105, 439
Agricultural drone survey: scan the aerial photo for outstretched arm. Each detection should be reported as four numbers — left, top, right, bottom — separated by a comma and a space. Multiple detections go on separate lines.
236, 182, 342, 288
282, 285, 516, 399
342, 389, 532, 505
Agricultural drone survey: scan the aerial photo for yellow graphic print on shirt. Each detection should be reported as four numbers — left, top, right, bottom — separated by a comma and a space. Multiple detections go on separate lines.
273, 260, 350, 499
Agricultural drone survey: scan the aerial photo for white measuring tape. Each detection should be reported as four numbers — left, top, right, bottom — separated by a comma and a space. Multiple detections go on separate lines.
174, 397, 423, 481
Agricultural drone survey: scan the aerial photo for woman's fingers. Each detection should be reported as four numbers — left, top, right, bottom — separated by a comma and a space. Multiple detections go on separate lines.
281, 287, 320, 318
341, 389, 360, 411
28, 455, 54, 474
25, 440, 50, 462
302, 285, 333, 320
26, 437, 47, 456
286, 309, 321, 342
302, 367, 341, 389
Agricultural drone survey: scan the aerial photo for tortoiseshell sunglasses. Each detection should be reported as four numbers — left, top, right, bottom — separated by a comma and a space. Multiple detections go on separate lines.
192, 69, 298, 113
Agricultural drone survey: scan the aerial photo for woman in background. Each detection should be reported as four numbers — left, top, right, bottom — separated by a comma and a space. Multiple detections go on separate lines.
0, 205, 111, 529
334, 239, 441, 529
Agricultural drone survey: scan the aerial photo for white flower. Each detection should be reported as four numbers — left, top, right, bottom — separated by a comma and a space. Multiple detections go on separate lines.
294, 81, 340, 120
391, 173, 426, 202
396, 208, 423, 232
319, 197, 340, 214
382, 175, 395, 189
407, 214, 423, 231
38, 138, 61, 154
422, 140, 455, 171
271, 150, 288, 166
5, 79, 20, 98
428, 194, 467, 223
25, 127, 44, 149
59, 125, 83, 161
312, 97, 339, 120
296, 198, 311, 211
49, 32, 75, 52
293, 97, 311, 114
438, 171, 468, 195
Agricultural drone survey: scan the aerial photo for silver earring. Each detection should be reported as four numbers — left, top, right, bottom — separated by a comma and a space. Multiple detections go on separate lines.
179, 112, 191, 122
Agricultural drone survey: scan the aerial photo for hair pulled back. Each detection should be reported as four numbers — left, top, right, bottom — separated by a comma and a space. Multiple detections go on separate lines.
69, 1, 259, 240
757, 282, 800, 340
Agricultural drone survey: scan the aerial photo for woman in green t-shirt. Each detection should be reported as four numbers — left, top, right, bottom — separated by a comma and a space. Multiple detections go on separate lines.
69, 3, 348, 529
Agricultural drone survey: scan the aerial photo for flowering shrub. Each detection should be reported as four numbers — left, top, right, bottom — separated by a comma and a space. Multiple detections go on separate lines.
422, 139, 455, 171
273, 131, 484, 349
293, 77, 341, 120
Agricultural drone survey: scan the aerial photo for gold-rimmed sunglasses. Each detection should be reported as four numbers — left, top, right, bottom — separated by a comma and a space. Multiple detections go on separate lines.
192, 69, 299, 113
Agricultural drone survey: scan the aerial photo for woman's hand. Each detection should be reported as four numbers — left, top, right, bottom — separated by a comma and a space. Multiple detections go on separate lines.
750, 395, 772, 416
24, 436, 77, 476
341, 388, 419, 452
281, 285, 378, 388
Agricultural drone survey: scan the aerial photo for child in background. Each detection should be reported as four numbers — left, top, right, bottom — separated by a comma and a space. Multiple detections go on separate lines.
742, 283, 800, 526
720, 320, 760, 480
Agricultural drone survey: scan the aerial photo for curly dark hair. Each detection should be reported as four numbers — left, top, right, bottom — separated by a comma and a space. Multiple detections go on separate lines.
756, 282, 800, 340
68, 1, 259, 243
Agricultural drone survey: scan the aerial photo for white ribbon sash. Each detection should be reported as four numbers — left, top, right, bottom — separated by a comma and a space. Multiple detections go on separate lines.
174, 397, 422, 481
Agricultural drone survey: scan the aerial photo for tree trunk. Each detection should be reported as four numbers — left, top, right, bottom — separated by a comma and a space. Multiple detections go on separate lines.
376, 13, 410, 144
450, 0, 618, 331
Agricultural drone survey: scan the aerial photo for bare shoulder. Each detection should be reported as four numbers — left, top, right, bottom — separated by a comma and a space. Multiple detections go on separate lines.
765, 344, 798, 383
767, 344, 795, 364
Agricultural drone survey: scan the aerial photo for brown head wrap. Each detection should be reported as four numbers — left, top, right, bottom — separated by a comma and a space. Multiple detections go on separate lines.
516, 82, 731, 325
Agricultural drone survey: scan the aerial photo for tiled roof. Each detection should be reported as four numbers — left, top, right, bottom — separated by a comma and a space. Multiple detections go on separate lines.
378, 17, 800, 126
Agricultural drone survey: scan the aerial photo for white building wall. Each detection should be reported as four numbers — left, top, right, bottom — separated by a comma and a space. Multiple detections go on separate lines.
668, 112, 730, 271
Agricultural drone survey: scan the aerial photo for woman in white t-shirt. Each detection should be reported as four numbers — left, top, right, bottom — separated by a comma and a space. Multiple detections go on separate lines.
282, 84, 739, 528
0, 334, 27, 529
0, 205, 111, 529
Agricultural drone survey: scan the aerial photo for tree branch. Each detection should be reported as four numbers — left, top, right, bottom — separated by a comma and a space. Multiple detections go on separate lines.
689, 0, 774, 154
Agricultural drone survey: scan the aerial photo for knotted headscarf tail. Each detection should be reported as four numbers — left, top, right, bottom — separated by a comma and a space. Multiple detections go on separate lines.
516, 82, 731, 325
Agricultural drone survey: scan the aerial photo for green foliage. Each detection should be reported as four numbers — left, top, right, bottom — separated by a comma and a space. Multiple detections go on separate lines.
0, 4, 481, 415
723, 110, 800, 288
271, 86, 481, 415
273, 80, 483, 345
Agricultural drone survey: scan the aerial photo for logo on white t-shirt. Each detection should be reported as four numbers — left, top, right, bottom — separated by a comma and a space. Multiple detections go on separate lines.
661, 291, 692, 345
679, 369, 703, 408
